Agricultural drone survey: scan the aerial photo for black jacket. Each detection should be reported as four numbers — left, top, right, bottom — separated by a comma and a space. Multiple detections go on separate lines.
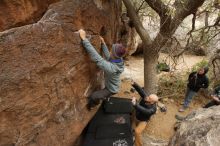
187, 72, 209, 92
132, 82, 157, 121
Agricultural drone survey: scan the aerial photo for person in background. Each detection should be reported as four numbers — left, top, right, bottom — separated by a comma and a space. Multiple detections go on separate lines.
179, 67, 209, 112
131, 82, 158, 146
204, 84, 220, 108
175, 84, 220, 121
78, 29, 126, 110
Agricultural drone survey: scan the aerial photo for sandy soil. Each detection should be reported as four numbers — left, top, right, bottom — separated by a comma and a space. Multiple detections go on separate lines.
115, 53, 209, 143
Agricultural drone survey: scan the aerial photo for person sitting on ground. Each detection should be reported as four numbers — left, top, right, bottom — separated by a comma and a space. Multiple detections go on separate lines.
78, 29, 126, 110
179, 67, 209, 112
131, 82, 158, 146
204, 84, 220, 108
176, 84, 220, 121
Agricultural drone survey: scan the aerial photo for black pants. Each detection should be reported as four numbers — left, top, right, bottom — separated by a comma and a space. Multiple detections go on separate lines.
88, 88, 113, 108
203, 100, 220, 108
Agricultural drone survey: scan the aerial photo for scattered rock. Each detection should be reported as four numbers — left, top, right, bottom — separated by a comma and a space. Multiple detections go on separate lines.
169, 106, 220, 146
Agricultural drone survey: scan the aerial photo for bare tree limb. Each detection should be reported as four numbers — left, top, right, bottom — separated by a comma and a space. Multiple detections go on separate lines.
196, 9, 207, 16
136, 0, 146, 14
205, 11, 209, 27
174, 0, 205, 21
144, 0, 169, 17
214, 0, 220, 9
187, 12, 197, 35
201, 31, 220, 45
123, 0, 152, 45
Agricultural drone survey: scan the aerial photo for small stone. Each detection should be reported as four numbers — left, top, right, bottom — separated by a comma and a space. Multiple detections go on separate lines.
122, 77, 132, 82
124, 91, 130, 94
170, 99, 174, 103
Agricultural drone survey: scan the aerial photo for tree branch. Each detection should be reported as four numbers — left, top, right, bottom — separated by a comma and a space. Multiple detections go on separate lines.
169, 0, 206, 36
123, 0, 152, 45
136, 0, 146, 14
187, 12, 197, 35
205, 11, 209, 27
144, 0, 169, 17
214, 0, 220, 9
174, 0, 206, 20
212, 55, 220, 78
214, 12, 220, 26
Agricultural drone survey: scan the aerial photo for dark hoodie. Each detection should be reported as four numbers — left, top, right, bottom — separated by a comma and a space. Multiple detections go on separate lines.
132, 82, 157, 121
187, 67, 209, 92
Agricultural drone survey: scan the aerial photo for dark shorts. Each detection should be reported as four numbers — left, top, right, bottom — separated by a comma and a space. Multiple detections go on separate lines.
88, 88, 113, 107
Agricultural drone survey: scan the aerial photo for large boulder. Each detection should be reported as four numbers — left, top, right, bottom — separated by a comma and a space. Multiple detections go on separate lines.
0, 0, 61, 32
169, 106, 220, 146
0, 0, 121, 146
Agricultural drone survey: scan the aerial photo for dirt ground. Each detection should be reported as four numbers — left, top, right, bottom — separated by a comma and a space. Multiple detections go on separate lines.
115, 53, 209, 143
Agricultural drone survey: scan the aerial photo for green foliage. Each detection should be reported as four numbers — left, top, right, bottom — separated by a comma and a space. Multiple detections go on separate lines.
158, 74, 186, 99
157, 62, 170, 72
191, 60, 208, 72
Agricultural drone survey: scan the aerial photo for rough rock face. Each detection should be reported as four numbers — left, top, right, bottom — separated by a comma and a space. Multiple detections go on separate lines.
169, 106, 220, 146
143, 133, 168, 146
0, 0, 121, 146
0, 0, 61, 32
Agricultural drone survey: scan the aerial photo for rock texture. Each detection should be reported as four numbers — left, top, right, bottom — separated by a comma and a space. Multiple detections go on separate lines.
0, 0, 61, 32
169, 106, 220, 146
0, 0, 121, 145
142, 133, 168, 146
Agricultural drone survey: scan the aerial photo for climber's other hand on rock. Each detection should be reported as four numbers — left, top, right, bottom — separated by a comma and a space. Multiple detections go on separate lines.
99, 36, 105, 44
78, 29, 86, 40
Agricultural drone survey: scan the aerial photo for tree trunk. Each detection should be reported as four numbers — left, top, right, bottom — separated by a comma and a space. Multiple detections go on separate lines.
144, 48, 159, 93
123, 0, 206, 93
143, 33, 169, 93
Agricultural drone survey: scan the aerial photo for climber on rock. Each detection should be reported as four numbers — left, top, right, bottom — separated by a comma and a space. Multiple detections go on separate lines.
78, 29, 126, 110
131, 81, 158, 146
